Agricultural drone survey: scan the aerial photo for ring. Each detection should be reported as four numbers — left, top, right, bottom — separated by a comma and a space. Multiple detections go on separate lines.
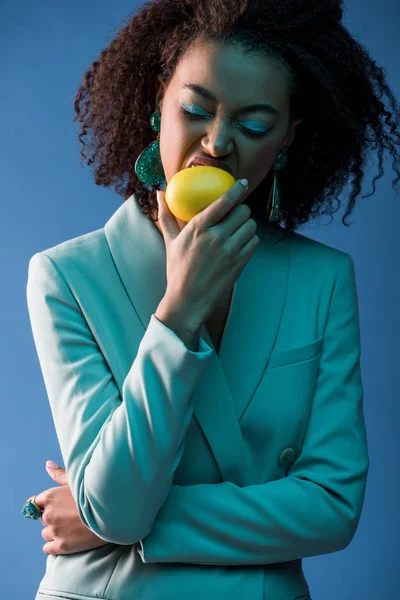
21, 495, 43, 520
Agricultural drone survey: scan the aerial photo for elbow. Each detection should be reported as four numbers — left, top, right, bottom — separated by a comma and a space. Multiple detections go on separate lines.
93, 526, 144, 546
336, 518, 360, 552
85, 511, 157, 546
75, 464, 164, 545
93, 518, 156, 546
321, 486, 367, 553
335, 462, 370, 550
334, 495, 367, 551
77, 501, 143, 545
341, 510, 365, 550
76, 483, 146, 546
342, 469, 369, 548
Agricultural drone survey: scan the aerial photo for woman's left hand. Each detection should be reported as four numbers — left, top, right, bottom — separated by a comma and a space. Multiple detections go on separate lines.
34, 461, 110, 555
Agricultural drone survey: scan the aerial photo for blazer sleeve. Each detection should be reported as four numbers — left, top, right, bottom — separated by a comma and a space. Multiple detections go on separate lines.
138, 252, 370, 565
26, 251, 213, 545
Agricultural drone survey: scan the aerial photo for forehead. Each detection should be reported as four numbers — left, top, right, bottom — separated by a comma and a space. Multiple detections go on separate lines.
173, 42, 290, 112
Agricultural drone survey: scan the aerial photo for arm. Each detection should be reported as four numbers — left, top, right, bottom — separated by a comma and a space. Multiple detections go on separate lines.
138, 253, 370, 565
26, 252, 213, 546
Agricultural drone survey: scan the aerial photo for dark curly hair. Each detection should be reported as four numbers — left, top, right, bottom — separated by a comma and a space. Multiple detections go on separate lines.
73, 0, 400, 233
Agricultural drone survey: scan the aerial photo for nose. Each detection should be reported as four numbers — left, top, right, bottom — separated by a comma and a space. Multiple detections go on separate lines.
201, 118, 234, 158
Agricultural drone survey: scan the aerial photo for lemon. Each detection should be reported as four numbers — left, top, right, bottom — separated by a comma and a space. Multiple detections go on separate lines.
165, 166, 236, 222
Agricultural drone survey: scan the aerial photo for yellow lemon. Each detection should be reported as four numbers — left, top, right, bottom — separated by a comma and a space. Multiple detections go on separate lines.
165, 166, 236, 222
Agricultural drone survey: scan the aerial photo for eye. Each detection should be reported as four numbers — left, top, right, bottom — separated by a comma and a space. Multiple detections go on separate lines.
180, 106, 270, 138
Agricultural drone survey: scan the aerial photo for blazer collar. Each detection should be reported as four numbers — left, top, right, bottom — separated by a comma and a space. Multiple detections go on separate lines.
105, 194, 290, 486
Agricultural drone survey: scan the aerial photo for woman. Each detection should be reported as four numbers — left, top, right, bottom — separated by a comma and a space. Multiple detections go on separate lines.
23, 0, 399, 599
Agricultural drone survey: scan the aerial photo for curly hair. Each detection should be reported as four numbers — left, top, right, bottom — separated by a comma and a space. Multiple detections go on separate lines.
73, 0, 400, 233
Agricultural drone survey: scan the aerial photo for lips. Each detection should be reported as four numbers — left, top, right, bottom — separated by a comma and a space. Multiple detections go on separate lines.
187, 156, 233, 176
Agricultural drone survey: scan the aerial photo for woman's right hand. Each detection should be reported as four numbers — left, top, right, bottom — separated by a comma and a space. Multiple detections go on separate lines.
156, 179, 259, 325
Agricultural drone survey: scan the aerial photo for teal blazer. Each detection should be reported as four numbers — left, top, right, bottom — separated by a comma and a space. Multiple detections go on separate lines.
27, 193, 369, 600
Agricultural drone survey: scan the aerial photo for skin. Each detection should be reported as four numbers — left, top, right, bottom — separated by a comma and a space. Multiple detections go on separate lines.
152, 38, 304, 238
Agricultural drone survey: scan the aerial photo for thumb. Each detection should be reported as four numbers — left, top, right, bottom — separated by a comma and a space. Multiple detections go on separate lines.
156, 189, 181, 242
45, 460, 68, 486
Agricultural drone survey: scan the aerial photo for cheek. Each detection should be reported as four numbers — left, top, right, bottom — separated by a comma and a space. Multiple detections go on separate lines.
244, 129, 285, 185
159, 128, 192, 179
244, 149, 275, 188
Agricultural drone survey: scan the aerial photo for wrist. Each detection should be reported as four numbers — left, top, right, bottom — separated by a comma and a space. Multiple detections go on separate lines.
155, 296, 203, 351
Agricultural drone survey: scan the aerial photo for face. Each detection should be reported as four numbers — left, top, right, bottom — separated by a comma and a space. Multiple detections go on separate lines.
153, 40, 303, 235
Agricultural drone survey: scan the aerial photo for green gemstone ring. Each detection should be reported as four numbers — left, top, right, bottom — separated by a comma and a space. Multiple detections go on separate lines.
21, 496, 43, 520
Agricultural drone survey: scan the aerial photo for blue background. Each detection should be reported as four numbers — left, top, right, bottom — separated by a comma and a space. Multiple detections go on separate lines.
1, 0, 398, 598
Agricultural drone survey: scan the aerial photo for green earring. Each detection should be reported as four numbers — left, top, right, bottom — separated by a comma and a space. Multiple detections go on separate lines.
134, 111, 166, 189
267, 150, 288, 222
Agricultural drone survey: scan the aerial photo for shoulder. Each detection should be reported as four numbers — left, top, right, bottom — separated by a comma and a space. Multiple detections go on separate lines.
286, 228, 348, 262
282, 228, 354, 280
28, 227, 108, 276
258, 224, 356, 296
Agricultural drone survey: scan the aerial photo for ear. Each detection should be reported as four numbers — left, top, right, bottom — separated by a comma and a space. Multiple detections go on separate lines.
284, 118, 304, 150
155, 74, 167, 112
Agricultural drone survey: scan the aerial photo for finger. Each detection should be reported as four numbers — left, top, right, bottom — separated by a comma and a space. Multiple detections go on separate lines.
189, 179, 248, 229
213, 179, 249, 216
41, 526, 53, 543
34, 489, 48, 511
156, 190, 180, 242
42, 541, 61, 556
46, 463, 68, 486
33, 494, 43, 509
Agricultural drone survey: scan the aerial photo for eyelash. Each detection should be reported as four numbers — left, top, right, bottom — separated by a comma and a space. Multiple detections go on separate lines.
180, 107, 270, 138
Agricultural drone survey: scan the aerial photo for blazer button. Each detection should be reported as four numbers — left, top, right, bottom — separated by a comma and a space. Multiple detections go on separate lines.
278, 448, 295, 468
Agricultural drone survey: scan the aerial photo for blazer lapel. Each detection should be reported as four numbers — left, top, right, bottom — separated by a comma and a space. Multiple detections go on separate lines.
104, 194, 289, 486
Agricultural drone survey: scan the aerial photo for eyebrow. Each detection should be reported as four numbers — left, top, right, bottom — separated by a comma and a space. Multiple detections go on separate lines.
182, 83, 280, 116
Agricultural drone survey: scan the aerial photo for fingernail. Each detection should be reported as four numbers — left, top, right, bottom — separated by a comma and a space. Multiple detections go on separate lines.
46, 460, 59, 469
239, 178, 248, 188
